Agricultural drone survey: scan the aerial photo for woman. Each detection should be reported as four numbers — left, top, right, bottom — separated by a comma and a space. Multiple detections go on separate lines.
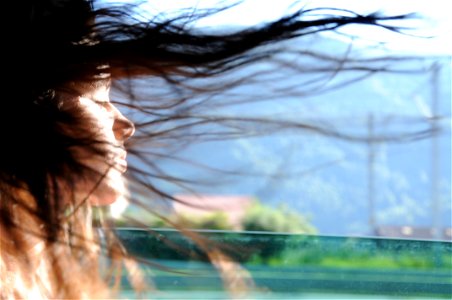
1, 0, 408, 298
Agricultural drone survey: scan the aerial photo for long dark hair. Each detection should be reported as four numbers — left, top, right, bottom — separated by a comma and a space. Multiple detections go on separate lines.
0, 0, 416, 298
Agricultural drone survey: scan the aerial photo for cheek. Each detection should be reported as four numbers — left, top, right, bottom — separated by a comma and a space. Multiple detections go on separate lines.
72, 95, 127, 197
78, 98, 115, 140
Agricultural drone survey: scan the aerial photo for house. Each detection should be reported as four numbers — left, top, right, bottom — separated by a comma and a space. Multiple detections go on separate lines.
172, 194, 254, 230
376, 225, 452, 241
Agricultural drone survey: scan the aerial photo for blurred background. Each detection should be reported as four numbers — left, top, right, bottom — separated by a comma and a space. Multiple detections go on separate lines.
108, 0, 451, 240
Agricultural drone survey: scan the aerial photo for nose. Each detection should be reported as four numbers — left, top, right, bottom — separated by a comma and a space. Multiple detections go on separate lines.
113, 112, 135, 142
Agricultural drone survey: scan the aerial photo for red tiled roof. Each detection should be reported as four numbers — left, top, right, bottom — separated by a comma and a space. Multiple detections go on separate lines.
172, 194, 254, 229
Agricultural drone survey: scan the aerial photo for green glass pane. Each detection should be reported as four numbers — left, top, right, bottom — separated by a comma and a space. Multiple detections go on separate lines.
114, 229, 452, 299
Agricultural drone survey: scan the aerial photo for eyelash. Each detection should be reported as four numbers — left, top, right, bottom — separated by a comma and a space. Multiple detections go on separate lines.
96, 101, 111, 110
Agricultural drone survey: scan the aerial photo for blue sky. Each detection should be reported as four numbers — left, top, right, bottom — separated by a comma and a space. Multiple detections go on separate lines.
133, 0, 451, 55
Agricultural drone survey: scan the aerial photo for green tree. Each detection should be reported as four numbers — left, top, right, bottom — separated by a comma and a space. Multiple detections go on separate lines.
176, 212, 233, 230
242, 201, 316, 234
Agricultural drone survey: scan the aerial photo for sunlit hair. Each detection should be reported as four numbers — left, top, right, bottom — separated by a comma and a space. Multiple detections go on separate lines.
0, 0, 416, 298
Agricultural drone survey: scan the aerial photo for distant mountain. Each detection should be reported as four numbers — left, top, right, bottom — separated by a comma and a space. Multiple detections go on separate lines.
127, 36, 451, 238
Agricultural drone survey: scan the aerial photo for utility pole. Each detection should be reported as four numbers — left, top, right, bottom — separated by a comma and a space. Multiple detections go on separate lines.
367, 113, 376, 235
430, 62, 441, 240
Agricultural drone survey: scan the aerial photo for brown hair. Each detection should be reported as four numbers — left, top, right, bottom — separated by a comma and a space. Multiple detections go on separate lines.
1, 0, 411, 298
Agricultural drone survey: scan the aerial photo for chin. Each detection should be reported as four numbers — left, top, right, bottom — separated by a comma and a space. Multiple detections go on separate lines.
89, 168, 128, 206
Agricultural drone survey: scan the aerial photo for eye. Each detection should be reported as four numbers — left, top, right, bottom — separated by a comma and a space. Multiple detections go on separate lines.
95, 101, 112, 111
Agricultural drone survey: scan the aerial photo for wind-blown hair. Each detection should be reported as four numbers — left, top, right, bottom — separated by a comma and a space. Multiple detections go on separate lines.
1, 0, 412, 298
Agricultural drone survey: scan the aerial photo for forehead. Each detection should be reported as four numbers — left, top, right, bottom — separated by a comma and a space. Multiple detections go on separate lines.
59, 77, 111, 103
82, 79, 111, 102
70, 76, 110, 91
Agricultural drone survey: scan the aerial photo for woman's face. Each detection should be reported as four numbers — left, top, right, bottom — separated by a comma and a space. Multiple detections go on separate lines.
70, 81, 135, 206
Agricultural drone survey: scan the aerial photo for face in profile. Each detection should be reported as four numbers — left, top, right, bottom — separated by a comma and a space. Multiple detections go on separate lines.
67, 81, 135, 206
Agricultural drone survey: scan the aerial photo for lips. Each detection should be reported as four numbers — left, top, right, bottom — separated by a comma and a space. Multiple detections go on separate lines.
110, 150, 128, 173
118, 150, 127, 161
115, 155, 128, 173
